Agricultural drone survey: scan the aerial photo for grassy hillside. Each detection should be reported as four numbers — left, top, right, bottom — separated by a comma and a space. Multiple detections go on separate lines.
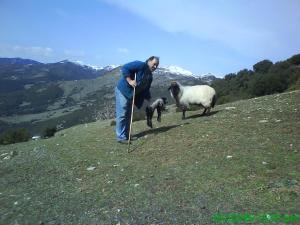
0, 90, 299, 225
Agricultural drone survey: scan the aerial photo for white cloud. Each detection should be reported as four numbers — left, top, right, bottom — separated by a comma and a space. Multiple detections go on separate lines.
117, 48, 129, 54
0, 44, 54, 57
101, 0, 300, 58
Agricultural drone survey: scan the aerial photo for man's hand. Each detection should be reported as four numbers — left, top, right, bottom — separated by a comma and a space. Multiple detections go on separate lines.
126, 77, 137, 88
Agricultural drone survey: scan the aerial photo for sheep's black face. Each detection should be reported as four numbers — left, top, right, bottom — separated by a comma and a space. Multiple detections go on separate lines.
168, 82, 180, 98
161, 97, 168, 105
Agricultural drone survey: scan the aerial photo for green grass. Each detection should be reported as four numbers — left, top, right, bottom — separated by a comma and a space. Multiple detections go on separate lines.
1, 91, 300, 225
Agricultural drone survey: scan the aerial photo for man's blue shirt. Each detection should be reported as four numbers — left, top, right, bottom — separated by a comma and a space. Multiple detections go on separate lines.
117, 60, 153, 108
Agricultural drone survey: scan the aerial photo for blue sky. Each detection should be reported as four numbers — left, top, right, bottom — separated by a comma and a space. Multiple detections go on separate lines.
0, 0, 299, 77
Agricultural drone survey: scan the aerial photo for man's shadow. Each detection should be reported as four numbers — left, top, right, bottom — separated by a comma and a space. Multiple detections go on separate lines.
184, 110, 221, 119
128, 122, 190, 153
133, 123, 189, 139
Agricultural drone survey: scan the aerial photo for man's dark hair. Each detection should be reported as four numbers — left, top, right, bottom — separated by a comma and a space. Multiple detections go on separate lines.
146, 56, 160, 64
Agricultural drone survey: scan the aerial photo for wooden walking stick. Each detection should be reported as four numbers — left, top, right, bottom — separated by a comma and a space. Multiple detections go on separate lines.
127, 73, 137, 152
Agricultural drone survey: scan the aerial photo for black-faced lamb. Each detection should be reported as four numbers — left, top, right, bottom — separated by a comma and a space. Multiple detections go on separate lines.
146, 97, 168, 128
168, 81, 216, 119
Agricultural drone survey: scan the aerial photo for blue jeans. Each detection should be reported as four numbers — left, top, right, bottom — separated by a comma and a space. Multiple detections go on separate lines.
115, 87, 132, 141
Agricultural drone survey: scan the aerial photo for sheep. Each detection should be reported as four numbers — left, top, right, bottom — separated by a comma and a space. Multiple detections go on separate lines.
168, 81, 216, 119
146, 97, 168, 128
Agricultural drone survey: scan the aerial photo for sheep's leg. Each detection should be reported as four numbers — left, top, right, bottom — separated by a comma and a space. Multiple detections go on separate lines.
206, 107, 211, 115
201, 108, 207, 116
182, 106, 187, 120
146, 106, 153, 128
157, 106, 162, 122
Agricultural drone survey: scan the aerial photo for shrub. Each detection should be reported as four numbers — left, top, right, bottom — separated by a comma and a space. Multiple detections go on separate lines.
288, 54, 300, 65
43, 127, 57, 138
0, 128, 30, 145
253, 60, 273, 73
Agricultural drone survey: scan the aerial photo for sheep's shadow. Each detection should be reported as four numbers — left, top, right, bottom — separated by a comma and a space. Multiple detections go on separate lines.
133, 123, 188, 139
184, 110, 221, 119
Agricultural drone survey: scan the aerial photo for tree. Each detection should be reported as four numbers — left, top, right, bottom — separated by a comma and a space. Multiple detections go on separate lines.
224, 73, 236, 81
43, 127, 57, 138
0, 128, 30, 145
253, 60, 273, 73
288, 54, 300, 65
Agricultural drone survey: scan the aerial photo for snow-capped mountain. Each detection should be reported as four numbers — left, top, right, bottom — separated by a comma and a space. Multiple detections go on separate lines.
196, 73, 217, 84
155, 65, 195, 77
160, 66, 194, 76
59, 60, 119, 72
99, 65, 120, 71
154, 65, 217, 84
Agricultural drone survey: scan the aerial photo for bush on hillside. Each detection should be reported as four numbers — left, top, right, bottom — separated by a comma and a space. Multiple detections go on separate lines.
0, 128, 30, 145
43, 127, 57, 138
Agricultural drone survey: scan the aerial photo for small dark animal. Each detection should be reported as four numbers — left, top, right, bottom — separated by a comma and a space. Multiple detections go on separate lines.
146, 97, 168, 128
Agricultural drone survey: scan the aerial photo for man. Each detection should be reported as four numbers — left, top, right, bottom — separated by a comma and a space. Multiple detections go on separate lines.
115, 56, 159, 143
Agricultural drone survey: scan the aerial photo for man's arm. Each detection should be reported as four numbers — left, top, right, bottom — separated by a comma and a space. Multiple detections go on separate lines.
121, 61, 144, 78
122, 61, 144, 87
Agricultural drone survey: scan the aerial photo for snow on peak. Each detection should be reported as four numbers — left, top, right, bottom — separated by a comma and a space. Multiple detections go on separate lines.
100, 65, 119, 71
200, 72, 214, 77
160, 65, 194, 77
59, 60, 119, 71
74, 61, 119, 71
72, 60, 102, 70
